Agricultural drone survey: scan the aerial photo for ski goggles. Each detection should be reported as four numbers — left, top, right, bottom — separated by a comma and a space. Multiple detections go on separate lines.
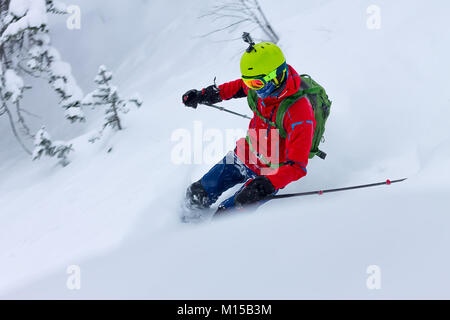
242, 62, 287, 90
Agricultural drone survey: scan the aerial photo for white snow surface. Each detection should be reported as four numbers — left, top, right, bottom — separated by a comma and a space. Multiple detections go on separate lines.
1, 0, 450, 299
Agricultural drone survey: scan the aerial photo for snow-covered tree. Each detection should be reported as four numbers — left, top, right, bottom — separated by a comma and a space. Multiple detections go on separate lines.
0, 66, 31, 153
26, 32, 84, 122
32, 126, 73, 167
83, 65, 142, 142
1, 0, 84, 154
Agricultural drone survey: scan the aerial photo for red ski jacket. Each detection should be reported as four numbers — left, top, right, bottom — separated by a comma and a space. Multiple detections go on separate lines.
218, 65, 316, 189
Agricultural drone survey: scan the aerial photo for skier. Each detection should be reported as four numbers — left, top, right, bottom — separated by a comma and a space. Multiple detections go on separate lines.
182, 36, 330, 214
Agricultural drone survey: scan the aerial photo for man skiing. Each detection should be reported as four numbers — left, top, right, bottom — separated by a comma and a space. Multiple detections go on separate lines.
182, 35, 330, 214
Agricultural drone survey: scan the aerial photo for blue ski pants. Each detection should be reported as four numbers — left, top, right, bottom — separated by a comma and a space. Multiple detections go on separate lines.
199, 151, 276, 210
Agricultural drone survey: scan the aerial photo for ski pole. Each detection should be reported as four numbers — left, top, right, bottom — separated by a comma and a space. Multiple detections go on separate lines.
270, 178, 407, 199
202, 103, 252, 120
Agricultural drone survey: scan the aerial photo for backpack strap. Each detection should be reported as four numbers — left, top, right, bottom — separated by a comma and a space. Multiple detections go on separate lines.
275, 90, 306, 138
275, 75, 320, 139
247, 74, 331, 161
247, 90, 278, 128
247, 78, 316, 139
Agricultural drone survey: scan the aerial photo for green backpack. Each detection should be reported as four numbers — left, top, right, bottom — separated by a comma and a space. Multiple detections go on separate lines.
247, 74, 332, 159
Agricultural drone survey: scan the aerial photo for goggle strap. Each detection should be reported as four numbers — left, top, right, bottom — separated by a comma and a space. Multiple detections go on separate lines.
242, 62, 287, 90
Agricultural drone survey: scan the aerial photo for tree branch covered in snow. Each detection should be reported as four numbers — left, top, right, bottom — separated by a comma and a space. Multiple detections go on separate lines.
0, 0, 83, 155
200, 0, 279, 43
0, 66, 32, 154
32, 125, 73, 167
45, 0, 68, 15
82, 65, 142, 143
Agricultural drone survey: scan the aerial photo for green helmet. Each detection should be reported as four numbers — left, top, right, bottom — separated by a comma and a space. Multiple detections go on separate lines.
240, 42, 286, 78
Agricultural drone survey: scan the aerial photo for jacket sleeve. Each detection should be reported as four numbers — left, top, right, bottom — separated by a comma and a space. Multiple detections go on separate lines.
218, 79, 248, 101
266, 97, 316, 189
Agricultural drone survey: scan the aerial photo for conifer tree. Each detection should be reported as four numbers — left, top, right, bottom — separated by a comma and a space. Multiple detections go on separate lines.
1, 0, 84, 154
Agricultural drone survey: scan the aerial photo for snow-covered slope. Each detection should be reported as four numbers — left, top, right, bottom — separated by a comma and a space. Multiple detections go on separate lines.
1, 0, 450, 298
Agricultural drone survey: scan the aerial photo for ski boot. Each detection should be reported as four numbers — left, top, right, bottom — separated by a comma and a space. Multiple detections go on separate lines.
181, 181, 212, 222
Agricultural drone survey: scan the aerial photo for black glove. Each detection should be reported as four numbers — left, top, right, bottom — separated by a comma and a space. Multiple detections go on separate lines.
235, 176, 275, 207
182, 89, 201, 108
182, 85, 222, 108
